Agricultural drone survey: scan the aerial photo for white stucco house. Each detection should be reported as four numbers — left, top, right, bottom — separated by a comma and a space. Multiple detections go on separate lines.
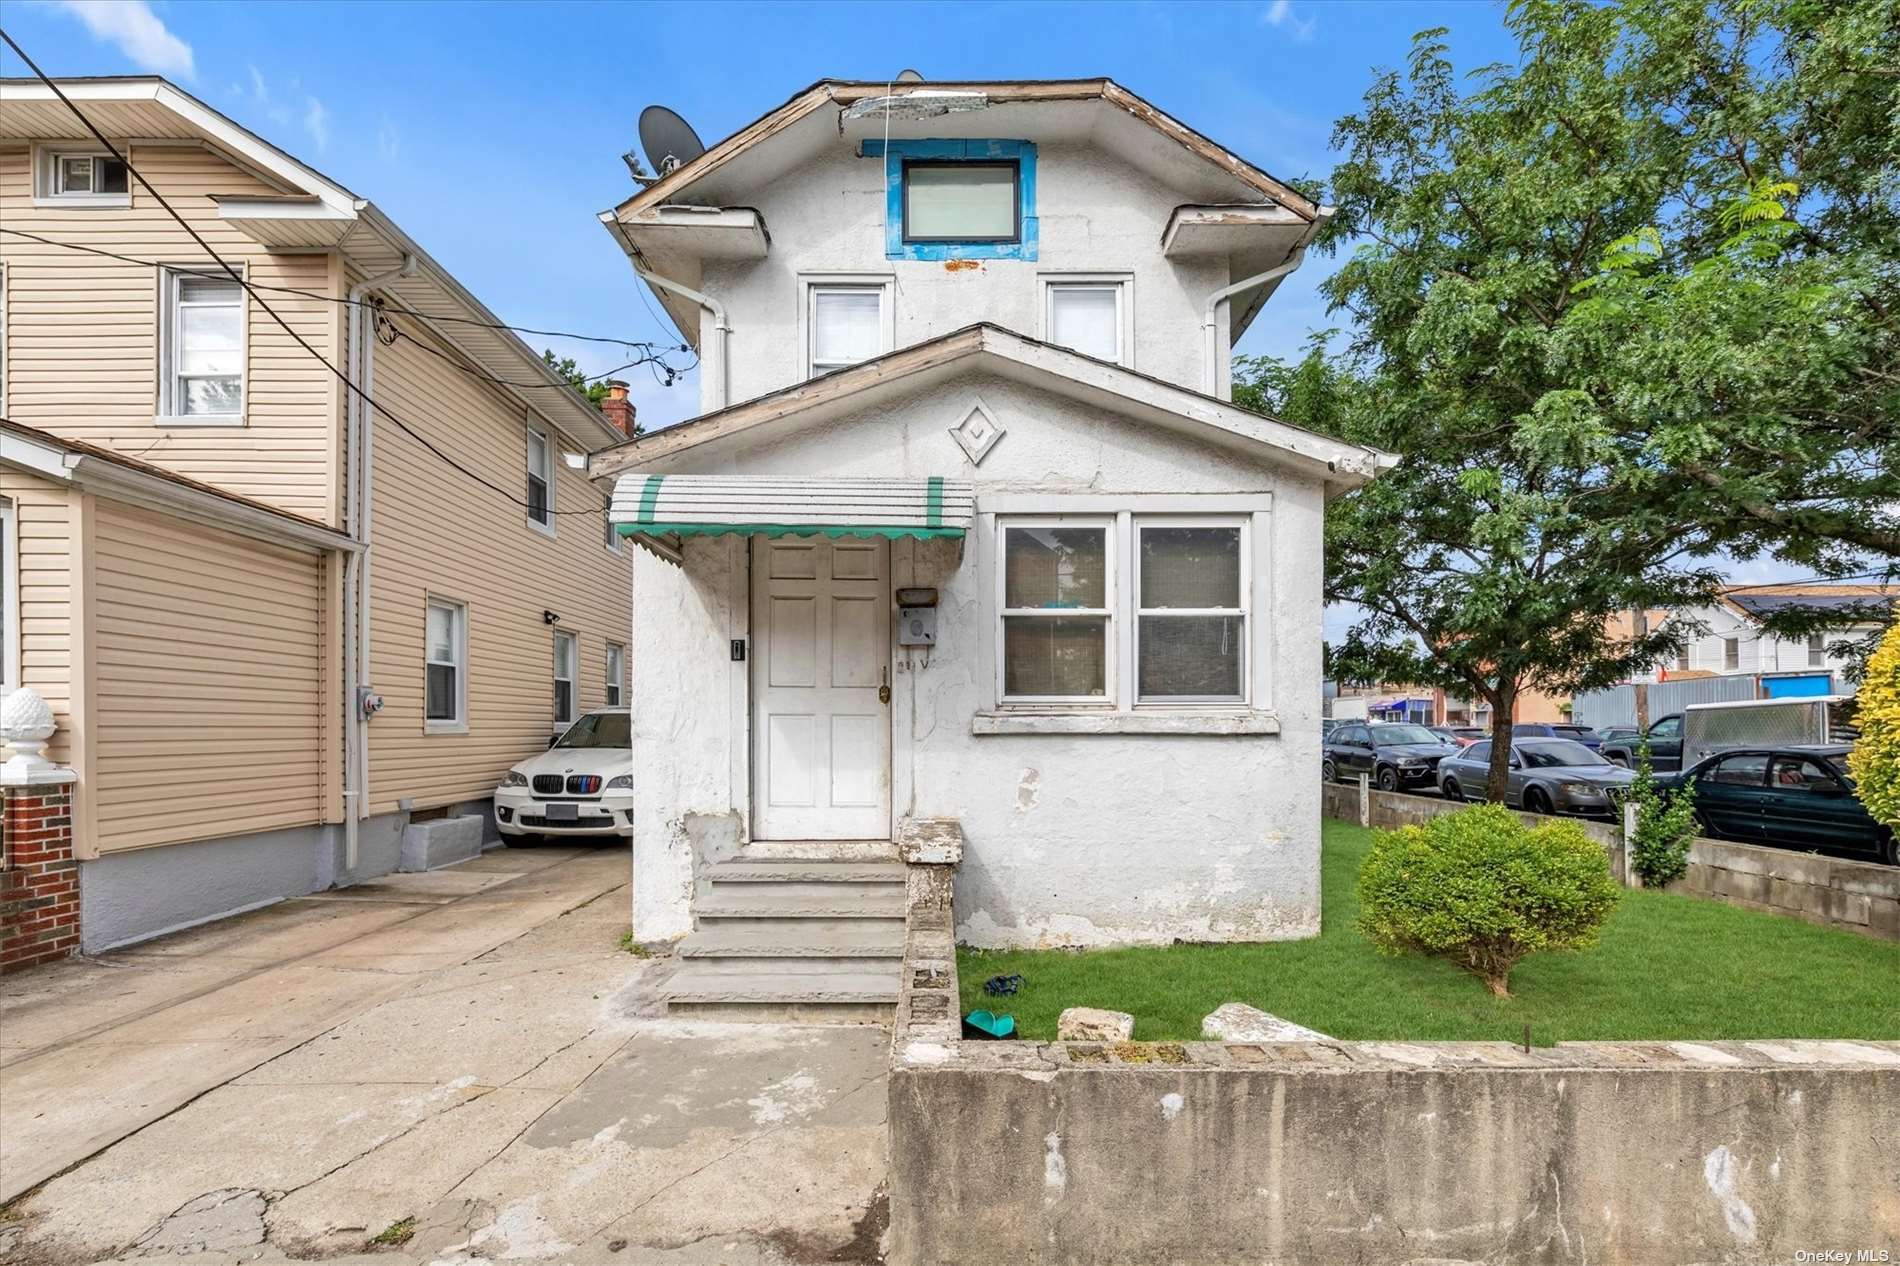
588, 79, 1395, 1015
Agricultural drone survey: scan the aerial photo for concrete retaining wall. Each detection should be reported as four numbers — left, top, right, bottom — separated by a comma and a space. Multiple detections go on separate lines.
888, 1035, 1900, 1265
1321, 780, 1898, 941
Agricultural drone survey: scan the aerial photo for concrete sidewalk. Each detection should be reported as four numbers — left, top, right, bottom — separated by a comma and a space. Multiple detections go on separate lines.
0, 845, 890, 1265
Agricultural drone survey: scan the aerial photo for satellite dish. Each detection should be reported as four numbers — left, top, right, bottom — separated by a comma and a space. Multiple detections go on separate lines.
895, 68, 925, 83
639, 105, 706, 176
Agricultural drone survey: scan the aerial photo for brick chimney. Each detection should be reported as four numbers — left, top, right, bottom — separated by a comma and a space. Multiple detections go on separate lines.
601, 380, 636, 437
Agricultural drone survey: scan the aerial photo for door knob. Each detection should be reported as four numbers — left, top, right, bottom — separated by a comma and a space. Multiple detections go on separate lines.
879, 667, 891, 705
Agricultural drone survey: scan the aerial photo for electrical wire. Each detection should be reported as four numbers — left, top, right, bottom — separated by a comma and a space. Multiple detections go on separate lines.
0, 227, 695, 379
0, 27, 630, 519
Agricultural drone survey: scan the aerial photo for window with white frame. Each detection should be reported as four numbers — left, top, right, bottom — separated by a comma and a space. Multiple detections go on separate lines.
161, 270, 244, 419
806, 281, 891, 377
605, 642, 626, 708
997, 515, 1253, 707
553, 629, 578, 725
36, 147, 130, 205
1676, 647, 1691, 672
1136, 522, 1246, 701
424, 597, 466, 728
1723, 636, 1741, 671
1, 498, 19, 698
999, 521, 1113, 701
603, 490, 621, 552
1807, 632, 1826, 667
1044, 278, 1129, 366
525, 425, 553, 530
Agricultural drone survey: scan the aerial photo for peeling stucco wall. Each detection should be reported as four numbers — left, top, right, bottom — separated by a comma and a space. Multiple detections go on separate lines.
630, 372, 1326, 947
699, 141, 1231, 410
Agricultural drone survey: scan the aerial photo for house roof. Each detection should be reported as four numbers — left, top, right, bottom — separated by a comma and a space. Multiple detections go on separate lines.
0, 418, 360, 555
0, 76, 624, 451
1719, 584, 1898, 622
586, 323, 1397, 496
613, 78, 1320, 224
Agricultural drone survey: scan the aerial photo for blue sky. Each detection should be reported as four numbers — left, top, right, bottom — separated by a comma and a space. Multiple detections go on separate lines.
3, 0, 1811, 636
3, 0, 1522, 430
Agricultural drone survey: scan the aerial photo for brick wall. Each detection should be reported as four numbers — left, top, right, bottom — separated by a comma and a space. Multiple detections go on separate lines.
2, 782, 79, 973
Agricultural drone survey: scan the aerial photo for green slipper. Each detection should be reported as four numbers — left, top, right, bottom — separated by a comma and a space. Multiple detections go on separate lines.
963, 1009, 1016, 1039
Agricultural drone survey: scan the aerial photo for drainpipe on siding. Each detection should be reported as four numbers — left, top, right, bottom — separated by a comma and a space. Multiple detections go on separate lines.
1200, 212, 1330, 398
630, 263, 730, 411
343, 256, 418, 874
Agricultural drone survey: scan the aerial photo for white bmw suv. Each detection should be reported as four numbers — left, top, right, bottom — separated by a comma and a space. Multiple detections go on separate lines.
494, 709, 633, 840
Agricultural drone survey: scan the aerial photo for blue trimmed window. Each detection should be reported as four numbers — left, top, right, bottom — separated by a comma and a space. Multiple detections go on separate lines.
862, 139, 1038, 261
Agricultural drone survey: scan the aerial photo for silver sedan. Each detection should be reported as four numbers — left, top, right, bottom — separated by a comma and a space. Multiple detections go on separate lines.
1437, 737, 1634, 818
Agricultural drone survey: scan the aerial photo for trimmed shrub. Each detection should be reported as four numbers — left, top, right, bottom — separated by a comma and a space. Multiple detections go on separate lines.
1848, 620, 1900, 830
1629, 741, 1698, 886
1356, 803, 1621, 997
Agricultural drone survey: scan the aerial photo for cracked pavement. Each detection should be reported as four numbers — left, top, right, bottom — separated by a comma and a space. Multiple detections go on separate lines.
0, 845, 890, 1265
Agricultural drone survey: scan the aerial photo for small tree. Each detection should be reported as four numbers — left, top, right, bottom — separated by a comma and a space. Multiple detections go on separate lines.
1627, 741, 1698, 887
1848, 621, 1900, 831
1356, 804, 1621, 997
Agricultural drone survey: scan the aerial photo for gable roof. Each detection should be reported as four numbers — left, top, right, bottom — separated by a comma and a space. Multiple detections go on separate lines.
0, 76, 623, 450
613, 79, 1320, 223
586, 323, 1395, 496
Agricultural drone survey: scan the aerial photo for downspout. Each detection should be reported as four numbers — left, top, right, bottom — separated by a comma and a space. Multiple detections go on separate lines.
631, 263, 729, 411
1199, 213, 1329, 398
343, 256, 417, 874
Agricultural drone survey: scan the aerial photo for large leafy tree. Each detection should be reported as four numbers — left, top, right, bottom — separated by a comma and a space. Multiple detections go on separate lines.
1269, 0, 1899, 795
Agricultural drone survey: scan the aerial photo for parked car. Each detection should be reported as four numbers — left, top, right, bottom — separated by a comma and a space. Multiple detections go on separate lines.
494, 708, 635, 840
1600, 713, 1685, 771
1437, 737, 1635, 818
1323, 722, 1460, 792
1596, 724, 1641, 749
1659, 744, 1895, 864
1509, 722, 1604, 750
1430, 725, 1484, 747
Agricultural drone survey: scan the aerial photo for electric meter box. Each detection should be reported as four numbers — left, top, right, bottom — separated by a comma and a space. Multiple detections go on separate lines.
895, 587, 939, 646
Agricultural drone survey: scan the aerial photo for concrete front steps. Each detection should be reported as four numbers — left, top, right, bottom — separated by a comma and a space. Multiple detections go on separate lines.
663, 853, 907, 1023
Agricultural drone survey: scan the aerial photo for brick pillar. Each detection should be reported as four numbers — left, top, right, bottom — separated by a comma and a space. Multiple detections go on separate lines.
2, 779, 79, 973
601, 380, 638, 437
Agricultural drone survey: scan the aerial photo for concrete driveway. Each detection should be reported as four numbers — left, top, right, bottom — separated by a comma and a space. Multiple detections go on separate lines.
0, 845, 889, 1265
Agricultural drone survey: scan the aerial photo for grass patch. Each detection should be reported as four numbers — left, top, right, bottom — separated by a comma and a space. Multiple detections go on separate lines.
368, 1217, 416, 1248
617, 929, 653, 957
958, 819, 1900, 1044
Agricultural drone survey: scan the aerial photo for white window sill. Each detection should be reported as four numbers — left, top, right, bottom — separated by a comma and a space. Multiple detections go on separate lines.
34, 194, 130, 209
528, 518, 557, 540
424, 720, 469, 736
972, 709, 1280, 736
154, 415, 246, 428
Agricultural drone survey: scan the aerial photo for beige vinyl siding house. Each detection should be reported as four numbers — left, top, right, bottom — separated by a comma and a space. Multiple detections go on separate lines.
0, 143, 338, 519
0, 77, 634, 953
364, 306, 630, 815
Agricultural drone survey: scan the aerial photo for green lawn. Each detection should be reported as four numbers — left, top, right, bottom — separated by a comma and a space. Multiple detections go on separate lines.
957, 819, 1900, 1044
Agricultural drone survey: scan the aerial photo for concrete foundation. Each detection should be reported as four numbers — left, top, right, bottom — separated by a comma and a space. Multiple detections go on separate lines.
79, 798, 501, 952
398, 814, 485, 873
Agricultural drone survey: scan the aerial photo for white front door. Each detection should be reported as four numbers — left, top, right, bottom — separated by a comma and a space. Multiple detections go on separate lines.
751, 537, 890, 840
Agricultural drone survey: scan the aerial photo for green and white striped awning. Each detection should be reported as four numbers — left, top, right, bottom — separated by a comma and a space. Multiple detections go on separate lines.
609, 474, 974, 540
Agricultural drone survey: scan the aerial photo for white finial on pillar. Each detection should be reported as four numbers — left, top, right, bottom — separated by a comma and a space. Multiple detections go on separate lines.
1, 687, 63, 783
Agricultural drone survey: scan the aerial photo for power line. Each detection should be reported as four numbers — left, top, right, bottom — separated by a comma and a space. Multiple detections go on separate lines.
0, 226, 693, 359
0, 28, 625, 519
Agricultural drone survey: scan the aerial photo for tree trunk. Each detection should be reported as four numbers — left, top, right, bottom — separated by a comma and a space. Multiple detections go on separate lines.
1486, 681, 1519, 802
1484, 973, 1512, 998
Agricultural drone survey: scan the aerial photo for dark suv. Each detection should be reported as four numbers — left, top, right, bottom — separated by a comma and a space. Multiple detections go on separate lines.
1323, 722, 1460, 792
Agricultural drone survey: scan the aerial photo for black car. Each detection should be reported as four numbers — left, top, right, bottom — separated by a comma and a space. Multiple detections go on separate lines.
1660, 744, 1895, 864
1596, 724, 1641, 749
1323, 722, 1460, 792
1600, 714, 1684, 771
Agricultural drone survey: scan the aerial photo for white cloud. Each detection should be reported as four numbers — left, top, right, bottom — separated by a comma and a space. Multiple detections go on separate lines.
47, 0, 195, 79
1260, 0, 1317, 41
303, 96, 330, 151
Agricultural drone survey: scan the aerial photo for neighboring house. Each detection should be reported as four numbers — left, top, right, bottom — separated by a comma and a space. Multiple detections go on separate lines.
0, 78, 633, 954
589, 77, 1395, 1013
1327, 682, 1566, 729
1636, 585, 1896, 694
